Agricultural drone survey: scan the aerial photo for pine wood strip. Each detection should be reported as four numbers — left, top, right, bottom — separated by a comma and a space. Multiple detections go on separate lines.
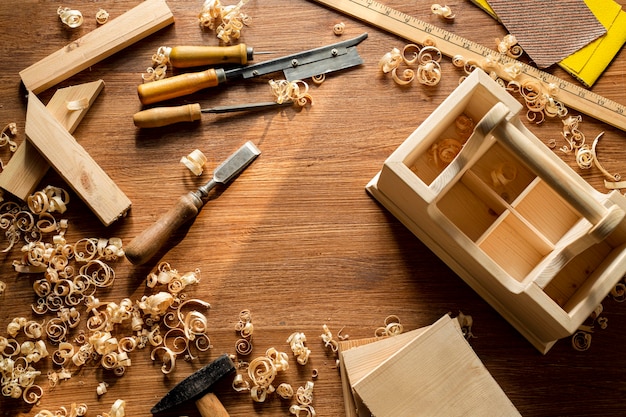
19, 0, 174, 94
338, 327, 430, 417
0, 80, 105, 200
24, 93, 131, 226
352, 315, 521, 417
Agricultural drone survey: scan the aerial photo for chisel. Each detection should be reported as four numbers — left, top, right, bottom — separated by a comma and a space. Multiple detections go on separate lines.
124, 141, 261, 265
132, 100, 293, 128
137, 32, 367, 105
164, 44, 273, 68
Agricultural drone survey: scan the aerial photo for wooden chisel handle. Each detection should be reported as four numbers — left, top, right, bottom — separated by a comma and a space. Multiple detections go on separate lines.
137, 68, 226, 105
133, 104, 202, 128
169, 44, 251, 68
125, 191, 204, 265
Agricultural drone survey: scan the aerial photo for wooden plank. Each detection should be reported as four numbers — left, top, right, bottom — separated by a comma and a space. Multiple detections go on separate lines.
339, 327, 430, 417
352, 315, 521, 417
0, 80, 105, 200
19, 0, 174, 94
24, 93, 131, 226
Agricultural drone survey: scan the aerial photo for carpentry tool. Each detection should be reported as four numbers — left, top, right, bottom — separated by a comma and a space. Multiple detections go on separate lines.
165, 44, 273, 68
124, 141, 260, 265
151, 354, 235, 416
133, 100, 293, 128
137, 32, 368, 105
308, 0, 626, 132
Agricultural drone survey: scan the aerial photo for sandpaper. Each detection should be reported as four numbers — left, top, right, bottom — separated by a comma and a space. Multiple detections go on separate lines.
487, 0, 606, 68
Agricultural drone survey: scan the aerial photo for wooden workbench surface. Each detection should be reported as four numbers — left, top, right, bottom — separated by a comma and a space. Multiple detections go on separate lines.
1, 1, 626, 416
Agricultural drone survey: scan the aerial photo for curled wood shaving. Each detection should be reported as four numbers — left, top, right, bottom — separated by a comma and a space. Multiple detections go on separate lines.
571, 328, 592, 351
287, 332, 311, 365
0, 280, 5, 294
374, 315, 403, 337
198, 0, 251, 44
333, 22, 345, 35
96, 9, 109, 25
431, 4, 455, 20
496, 34, 522, 58
379, 43, 442, 86
610, 282, 626, 302
429, 138, 463, 169
277, 382, 294, 399
590, 132, 622, 189
269, 79, 313, 107
0, 122, 18, 153
142, 46, 170, 82
181, 149, 207, 176
57, 6, 83, 28
320, 324, 339, 352
507, 79, 567, 124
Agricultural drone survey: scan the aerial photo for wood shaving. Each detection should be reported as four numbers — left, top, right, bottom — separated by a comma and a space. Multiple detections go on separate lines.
496, 34, 523, 58
57, 6, 83, 28
269, 79, 313, 107
333, 22, 345, 35
96, 9, 109, 25
287, 332, 311, 365
180, 149, 207, 176
379, 43, 442, 86
431, 4, 455, 20
374, 315, 403, 337
198, 0, 251, 44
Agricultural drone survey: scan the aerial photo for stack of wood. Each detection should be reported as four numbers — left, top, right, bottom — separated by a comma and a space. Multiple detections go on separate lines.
338, 314, 521, 417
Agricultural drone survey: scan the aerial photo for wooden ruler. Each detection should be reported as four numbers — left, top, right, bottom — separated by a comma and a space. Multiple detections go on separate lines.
309, 0, 626, 132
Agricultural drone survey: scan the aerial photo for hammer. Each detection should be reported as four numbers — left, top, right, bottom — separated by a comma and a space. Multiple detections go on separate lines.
151, 354, 235, 416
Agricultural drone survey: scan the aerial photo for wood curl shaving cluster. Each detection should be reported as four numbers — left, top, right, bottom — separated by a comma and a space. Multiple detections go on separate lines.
431, 4, 455, 20
507, 79, 567, 124
426, 113, 474, 170
235, 309, 254, 355
374, 315, 404, 337
571, 304, 608, 351
34, 399, 125, 417
180, 149, 207, 176
495, 34, 523, 58
379, 43, 442, 86
198, 0, 251, 44
269, 79, 313, 107
142, 46, 169, 82
57, 6, 83, 28
287, 331, 311, 365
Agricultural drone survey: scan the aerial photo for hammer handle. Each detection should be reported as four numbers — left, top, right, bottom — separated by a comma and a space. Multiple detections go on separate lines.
124, 191, 203, 265
196, 392, 230, 417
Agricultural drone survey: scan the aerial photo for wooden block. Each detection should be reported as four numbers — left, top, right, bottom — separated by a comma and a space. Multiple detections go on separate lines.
351, 315, 520, 417
24, 92, 131, 226
338, 327, 429, 417
0, 80, 105, 200
20, 0, 174, 94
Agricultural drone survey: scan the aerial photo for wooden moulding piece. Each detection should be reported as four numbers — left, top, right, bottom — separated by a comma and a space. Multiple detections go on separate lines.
350, 315, 521, 417
0, 80, 105, 200
19, 0, 174, 94
24, 92, 131, 226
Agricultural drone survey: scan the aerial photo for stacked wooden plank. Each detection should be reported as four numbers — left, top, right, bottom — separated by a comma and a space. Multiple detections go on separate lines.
338, 315, 520, 417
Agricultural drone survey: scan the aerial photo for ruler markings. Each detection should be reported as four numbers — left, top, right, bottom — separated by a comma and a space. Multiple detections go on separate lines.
310, 0, 626, 131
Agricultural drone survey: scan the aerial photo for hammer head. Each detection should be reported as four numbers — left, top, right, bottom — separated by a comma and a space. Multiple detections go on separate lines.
151, 354, 236, 414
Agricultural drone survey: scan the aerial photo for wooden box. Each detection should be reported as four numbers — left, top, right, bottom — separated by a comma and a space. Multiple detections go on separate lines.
367, 69, 626, 353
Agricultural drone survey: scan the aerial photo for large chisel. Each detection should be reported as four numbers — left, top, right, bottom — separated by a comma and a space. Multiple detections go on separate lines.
137, 33, 367, 105
125, 141, 260, 265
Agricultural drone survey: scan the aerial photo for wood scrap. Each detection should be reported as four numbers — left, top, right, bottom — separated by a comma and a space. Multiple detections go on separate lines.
349, 315, 520, 417
24, 92, 131, 226
19, 0, 174, 94
0, 80, 105, 200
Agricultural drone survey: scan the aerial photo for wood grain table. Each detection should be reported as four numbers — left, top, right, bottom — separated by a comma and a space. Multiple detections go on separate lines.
1, 1, 626, 416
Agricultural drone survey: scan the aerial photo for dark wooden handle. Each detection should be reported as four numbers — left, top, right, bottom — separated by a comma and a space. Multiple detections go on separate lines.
125, 192, 203, 265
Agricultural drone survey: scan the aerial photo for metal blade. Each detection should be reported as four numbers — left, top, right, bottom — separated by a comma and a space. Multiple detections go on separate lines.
225, 32, 368, 81
203, 100, 293, 114
283, 46, 363, 81
151, 354, 235, 414
212, 140, 261, 184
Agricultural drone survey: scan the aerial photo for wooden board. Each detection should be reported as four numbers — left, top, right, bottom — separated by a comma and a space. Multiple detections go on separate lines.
24, 92, 131, 226
19, 0, 174, 94
0, 80, 105, 200
352, 315, 521, 417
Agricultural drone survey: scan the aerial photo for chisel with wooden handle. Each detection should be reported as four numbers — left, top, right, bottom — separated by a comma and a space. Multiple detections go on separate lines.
164, 44, 273, 68
137, 32, 367, 105
124, 141, 261, 265
133, 100, 293, 128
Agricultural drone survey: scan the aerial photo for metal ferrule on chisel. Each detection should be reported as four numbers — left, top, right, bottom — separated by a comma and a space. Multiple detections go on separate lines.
137, 33, 367, 105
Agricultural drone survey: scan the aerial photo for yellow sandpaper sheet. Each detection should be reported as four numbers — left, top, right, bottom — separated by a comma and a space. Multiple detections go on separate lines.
470, 0, 626, 87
